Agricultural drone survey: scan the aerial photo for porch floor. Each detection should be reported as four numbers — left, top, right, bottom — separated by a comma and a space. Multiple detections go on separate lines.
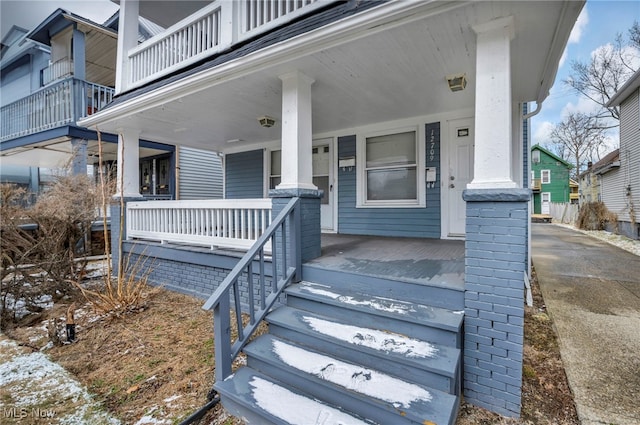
307, 234, 465, 290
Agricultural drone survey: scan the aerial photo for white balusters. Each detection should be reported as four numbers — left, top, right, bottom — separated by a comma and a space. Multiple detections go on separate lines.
126, 199, 273, 252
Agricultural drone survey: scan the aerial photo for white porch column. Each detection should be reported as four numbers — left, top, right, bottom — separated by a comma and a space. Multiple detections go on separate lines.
115, 0, 139, 94
277, 71, 316, 190
115, 128, 141, 198
469, 16, 517, 189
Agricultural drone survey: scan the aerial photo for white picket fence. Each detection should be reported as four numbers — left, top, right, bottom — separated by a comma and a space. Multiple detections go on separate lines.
549, 202, 579, 224
126, 199, 273, 251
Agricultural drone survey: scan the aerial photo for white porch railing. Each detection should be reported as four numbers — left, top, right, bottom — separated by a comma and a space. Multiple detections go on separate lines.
126, 199, 273, 251
126, 0, 335, 90
42, 58, 74, 86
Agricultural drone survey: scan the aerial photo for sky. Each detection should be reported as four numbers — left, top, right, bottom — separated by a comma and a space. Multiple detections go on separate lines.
1, 0, 639, 157
531, 0, 640, 156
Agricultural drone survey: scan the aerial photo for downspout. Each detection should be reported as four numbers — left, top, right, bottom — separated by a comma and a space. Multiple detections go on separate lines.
174, 146, 180, 199
523, 101, 542, 119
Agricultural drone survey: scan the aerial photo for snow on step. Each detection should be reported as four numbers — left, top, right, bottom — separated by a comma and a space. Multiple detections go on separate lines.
297, 282, 418, 315
271, 338, 432, 408
303, 314, 438, 359
249, 374, 374, 425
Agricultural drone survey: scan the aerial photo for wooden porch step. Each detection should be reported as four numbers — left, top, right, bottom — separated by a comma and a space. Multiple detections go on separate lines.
302, 264, 465, 310
266, 306, 461, 394
215, 367, 377, 425
240, 334, 459, 425
286, 281, 464, 348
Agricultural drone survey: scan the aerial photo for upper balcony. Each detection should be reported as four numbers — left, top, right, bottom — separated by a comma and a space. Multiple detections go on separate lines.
0, 78, 115, 142
531, 178, 541, 191
122, 0, 338, 92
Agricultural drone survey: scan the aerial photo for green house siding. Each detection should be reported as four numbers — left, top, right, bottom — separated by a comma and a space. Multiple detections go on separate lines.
531, 145, 572, 214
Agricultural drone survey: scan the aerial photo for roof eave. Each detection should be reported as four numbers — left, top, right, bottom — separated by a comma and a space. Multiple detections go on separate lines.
606, 68, 640, 107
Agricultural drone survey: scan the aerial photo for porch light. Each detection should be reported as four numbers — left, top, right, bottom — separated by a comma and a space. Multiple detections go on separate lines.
258, 116, 276, 128
446, 73, 467, 92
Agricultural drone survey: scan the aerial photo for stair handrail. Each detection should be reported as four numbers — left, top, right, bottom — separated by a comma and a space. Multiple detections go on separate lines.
202, 197, 301, 382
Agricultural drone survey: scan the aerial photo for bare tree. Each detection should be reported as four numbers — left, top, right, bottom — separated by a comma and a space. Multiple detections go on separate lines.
548, 112, 608, 179
564, 21, 639, 122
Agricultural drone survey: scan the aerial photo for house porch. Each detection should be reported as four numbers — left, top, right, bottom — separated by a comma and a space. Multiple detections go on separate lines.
123, 232, 465, 304
311, 233, 464, 290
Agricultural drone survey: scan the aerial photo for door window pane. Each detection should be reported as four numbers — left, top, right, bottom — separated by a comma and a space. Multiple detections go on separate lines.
313, 176, 329, 204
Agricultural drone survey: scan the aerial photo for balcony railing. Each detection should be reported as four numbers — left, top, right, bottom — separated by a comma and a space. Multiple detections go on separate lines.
42, 58, 74, 86
126, 199, 273, 251
126, 0, 335, 90
0, 78, 115, 142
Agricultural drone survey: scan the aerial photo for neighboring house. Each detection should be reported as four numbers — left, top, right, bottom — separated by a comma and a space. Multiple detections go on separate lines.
0, 9, 222, 200
81, 0, 584, 422
605, 68, 640, 239
569, 179, 579, 204
578, 149, 620, 205
530, 145, 572, 215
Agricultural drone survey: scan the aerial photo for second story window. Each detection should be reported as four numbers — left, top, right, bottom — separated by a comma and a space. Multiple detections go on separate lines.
541, 169, 551, 184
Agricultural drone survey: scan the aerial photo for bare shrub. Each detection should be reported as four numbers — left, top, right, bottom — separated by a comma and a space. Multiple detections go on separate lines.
577, 202, 619, 231
73, 131, 156, 317
1, 177, 98, 329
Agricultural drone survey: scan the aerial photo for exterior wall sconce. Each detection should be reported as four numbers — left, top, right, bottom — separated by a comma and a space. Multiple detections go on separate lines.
258, 116, 276, 128
446, 73, 467, 92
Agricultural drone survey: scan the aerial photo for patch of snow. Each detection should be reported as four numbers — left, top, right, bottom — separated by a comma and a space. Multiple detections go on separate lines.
134, 406, 171, 425
0, 336, 119, 424
163, 395, 181, 403
299, 283, 416, 315
250, 376, 371, 425
302, 316, 438, 358
272, 339, 432, 408
556, 223, 640, 256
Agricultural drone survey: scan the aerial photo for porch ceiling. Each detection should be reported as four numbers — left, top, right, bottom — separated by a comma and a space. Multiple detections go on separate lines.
90, 1, 583, 153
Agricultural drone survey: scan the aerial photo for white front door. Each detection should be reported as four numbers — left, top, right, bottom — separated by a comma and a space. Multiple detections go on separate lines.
541, 192, 551, 214
312, 139, 335, 231
448, 118, 474, 237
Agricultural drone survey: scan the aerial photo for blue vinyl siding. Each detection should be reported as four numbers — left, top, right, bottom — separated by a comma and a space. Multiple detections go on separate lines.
225, 149, 264, 199
337, 123, 441, 238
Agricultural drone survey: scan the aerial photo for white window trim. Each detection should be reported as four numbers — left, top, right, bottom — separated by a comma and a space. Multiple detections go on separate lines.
356, 125, 425, 208
541, 169, 551, 184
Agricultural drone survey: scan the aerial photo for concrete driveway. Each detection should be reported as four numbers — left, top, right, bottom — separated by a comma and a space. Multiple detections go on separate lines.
532, 224, 640, 425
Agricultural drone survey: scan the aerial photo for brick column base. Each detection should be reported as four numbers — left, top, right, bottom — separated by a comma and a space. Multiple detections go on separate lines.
269, 188, 322, 262
462, 188, 530, 417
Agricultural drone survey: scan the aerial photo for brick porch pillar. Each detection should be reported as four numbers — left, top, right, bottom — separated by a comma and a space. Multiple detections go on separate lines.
462, 188, 529, 417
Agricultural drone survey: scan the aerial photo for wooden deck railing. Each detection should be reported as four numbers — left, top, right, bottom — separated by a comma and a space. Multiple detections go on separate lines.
126, 0, 335, 90
126, 199, 273, 251
0, 78, 115, 142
